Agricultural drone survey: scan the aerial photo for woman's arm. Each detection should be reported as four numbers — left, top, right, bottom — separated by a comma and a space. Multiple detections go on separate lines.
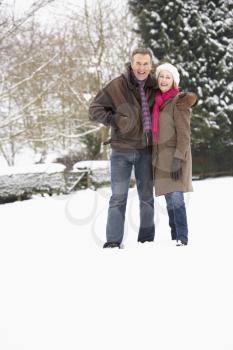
173, 92, 197, 161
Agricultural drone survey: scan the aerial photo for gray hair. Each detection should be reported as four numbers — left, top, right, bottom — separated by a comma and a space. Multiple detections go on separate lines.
131, 48, 153, 63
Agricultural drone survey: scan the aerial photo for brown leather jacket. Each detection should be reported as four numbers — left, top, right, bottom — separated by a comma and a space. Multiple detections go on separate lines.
89, 65, 156, 150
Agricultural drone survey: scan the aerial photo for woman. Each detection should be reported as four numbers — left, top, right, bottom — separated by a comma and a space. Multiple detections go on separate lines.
152, 63, 197, 246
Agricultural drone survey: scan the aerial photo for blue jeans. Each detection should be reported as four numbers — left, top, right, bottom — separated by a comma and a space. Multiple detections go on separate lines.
164, 192, 188, 243
106, 149, 155, 244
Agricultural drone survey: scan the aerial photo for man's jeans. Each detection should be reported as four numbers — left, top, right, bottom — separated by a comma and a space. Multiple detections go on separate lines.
164, 192, 188, 243
106, 149, 155, 244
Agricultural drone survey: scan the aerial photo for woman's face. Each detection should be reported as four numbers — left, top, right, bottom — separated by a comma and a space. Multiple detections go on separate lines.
157, 70, 174, 93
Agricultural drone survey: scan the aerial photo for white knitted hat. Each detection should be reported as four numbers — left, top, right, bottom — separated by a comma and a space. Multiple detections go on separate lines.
155, 63, 180, 86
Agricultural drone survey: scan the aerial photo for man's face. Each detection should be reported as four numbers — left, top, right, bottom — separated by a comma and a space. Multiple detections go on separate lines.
131, 54, 152, 81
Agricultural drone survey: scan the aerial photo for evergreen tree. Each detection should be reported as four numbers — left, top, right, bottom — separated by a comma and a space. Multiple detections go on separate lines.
129, 0, 233, 174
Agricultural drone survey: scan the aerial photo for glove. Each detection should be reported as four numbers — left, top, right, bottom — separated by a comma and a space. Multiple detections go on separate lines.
170, 157, 182, 181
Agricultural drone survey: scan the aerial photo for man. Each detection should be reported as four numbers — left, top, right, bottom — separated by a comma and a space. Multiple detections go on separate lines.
89, 48, 156, 248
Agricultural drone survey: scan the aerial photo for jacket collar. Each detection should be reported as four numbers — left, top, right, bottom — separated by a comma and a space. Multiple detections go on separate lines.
160, 94, 179, 110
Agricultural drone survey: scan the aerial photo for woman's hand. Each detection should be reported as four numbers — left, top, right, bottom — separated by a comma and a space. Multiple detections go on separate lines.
170, 157, 182, 180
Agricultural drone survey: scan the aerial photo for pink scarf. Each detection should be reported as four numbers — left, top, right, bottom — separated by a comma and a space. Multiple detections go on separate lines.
152, 88, 179, 143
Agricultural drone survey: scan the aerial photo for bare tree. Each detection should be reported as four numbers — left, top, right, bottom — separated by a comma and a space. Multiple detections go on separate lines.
0, 0, 139, 165
60, 0, 139, 159
0, 0, 54, 45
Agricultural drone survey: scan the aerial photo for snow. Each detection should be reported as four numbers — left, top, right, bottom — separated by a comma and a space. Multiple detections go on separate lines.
14, 148, 35, 166
228, 104, 233, 111
74, 160, 109, 170
197, 86, 203, 97
83, 93, 92, 102
0, 163, 66, 176
0, 156, 8, 167
0, 176, 233, 349
228, 81, 233, 91
74, 160, 111, 186
150, 11, 161, 21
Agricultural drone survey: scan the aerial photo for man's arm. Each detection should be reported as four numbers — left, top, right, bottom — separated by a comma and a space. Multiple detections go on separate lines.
89, 88, 116, 127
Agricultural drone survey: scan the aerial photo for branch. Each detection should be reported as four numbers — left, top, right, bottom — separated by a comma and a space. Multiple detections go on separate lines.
0, 129, 26, 142
0, 53, 58, 99
59, 125, 103, 139
25, 135, 57, 142
84, 0, 96, 54
64, 80, 89, 109
0, 81, 55, 128
0, 0, 55, 45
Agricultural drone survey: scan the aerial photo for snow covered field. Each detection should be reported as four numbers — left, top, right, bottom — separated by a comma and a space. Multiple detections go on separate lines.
0, 177, 232, 350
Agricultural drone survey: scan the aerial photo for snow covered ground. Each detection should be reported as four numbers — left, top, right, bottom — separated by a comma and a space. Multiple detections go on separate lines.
0, 177, 233, 350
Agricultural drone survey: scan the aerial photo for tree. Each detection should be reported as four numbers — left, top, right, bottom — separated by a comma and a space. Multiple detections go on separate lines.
0, 0, 54, 46
69, 0, 139, 159
129, 0, 233, 174
0, 0, 139, 165
0, 0, 56, 165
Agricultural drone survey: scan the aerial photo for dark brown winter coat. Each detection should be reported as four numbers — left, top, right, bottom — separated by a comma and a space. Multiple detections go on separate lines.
152, 92, 197, 196
89, 65, 156, 150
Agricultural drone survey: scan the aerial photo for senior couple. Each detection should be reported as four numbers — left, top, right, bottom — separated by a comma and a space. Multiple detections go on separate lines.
89, 48, 197, 248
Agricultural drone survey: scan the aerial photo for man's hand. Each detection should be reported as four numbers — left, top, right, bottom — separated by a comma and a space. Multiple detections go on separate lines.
170, 157, 182, 180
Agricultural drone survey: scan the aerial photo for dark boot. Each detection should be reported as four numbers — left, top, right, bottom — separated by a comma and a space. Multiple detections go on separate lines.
176, 240, 188, 246
103, 242, 121, 249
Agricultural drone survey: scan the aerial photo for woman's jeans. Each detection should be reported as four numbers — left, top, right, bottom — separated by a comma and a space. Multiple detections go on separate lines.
106, 149, 155, 244
164, 192, 188, 243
